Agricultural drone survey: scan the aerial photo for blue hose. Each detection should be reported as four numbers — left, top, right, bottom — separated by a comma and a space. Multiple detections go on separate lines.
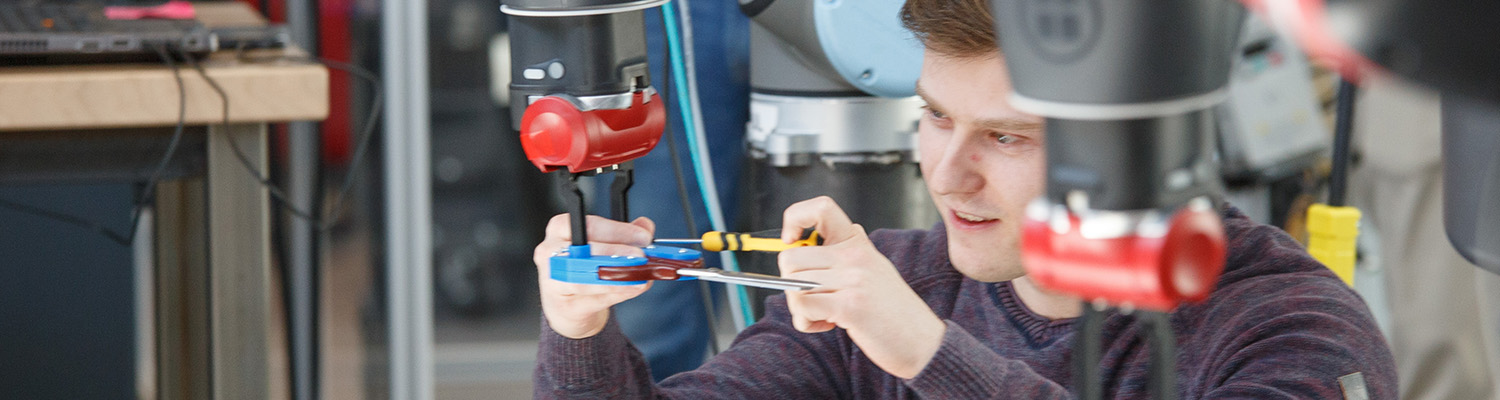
662, 0, 755, 330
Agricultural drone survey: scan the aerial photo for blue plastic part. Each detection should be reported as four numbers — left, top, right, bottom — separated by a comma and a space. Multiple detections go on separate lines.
549, 244, 649, 285
813, 0, 924, 98
665, 0, 756, 329
643, 245, 703, 261
548, 245, 711, 285
550, 269, 647, 285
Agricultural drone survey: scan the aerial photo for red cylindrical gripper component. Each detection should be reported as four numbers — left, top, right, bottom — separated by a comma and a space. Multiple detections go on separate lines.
1020, 206, 1228, 311
518, 91, 666, 173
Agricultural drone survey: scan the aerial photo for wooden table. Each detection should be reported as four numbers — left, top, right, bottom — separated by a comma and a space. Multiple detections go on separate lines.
0, 3, 327, 399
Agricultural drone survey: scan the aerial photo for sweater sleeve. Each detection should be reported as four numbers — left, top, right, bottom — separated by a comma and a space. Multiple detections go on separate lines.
533, 315, 655, 398
1192, 273, 1398, 399
902, 320, 1070, 399
534, 295, 852, 399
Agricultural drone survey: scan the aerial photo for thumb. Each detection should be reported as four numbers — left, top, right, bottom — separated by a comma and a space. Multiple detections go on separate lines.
631, 216, 656, 236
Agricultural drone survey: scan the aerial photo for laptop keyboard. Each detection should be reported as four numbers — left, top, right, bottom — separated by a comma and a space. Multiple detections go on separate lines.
0, 4, 94, 33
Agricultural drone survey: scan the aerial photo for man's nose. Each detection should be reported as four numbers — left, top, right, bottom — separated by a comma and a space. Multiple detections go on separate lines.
927, 136, 984, 195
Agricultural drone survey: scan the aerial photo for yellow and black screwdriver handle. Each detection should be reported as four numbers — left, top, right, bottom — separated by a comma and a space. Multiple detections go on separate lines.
700, 228, 823, 252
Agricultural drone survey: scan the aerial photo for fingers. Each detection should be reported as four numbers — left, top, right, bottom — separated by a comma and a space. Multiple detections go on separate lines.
781, 196, 862, 245
777, 236, 876, 275
778, 246, 837, 274
533, 239, 646, 272
545, 214, 655, 247
598, 282, 653, 304
787, 291, 839, 333
781, 269, 847, 294
586, 243, 648, 258
548, 279, 652, 300
630, 216, 655, 235
534, 214, 659, 340
541, 280, 652, 338
783, 268, 853, 334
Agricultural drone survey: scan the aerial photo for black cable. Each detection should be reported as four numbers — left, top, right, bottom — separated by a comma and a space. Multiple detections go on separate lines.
2, 50, 384, 248
0, 197, 132, 244
130, 44, 191, 242
657, 26, 719, 356
1328, 79, 1357, 207
312, 58, 384, 230
695, 275, 720, 355
185, 52, 385, 232
183, 51, 317, 221
665, 99, 720, 355
661, 55, 699, 254
0, 44, 188, 247
212, 52, 389, 400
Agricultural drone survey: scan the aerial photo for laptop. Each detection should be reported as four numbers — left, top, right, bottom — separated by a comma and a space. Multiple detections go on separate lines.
0, 2, 215, 64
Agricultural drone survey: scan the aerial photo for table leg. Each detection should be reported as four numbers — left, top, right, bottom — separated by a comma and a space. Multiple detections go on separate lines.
154, 177, 210, 400
206, 123, 272, 400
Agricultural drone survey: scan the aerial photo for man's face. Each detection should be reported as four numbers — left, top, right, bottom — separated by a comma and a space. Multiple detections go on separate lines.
916, 51, 1046, 282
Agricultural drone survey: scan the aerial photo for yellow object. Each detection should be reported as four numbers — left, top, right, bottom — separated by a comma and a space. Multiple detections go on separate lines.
1306, 204, 1362, 286
699, 229, 822, 252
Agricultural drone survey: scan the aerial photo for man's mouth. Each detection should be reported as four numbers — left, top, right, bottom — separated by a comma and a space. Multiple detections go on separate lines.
950, 209, 1000, 229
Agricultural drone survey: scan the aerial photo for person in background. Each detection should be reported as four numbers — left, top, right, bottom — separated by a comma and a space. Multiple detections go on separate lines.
602, 0, 750, 380
1350, 74, 1500, 399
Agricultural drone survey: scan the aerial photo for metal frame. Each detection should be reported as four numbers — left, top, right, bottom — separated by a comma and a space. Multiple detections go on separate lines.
284, 0, 324, 399
206, 123, 274, 400
382, 0, 435, 397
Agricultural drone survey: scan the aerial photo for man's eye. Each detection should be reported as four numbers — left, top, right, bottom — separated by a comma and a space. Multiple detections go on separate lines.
926, 108, 947, 120
995, 134, 1017, 145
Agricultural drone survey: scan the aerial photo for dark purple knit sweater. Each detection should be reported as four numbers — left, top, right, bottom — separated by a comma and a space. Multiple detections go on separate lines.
535, 207, 1397, 399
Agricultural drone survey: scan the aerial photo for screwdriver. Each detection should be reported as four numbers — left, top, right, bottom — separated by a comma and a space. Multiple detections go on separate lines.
654, 228, 823, 252
677, 268, 821, 291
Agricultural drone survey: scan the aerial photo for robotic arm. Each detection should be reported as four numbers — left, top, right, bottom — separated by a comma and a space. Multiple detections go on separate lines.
503, 0, 668, 236
993, 0, 1244, 312
990, 6, 1246, 398
992, 0, 1500, 308
1243, 0, 1500, 273
995, 1, 1500, 398
504, 0, 932, 295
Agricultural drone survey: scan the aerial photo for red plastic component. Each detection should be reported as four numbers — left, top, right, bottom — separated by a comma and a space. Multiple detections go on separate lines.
519, 91, 666, 173
597, 257, 704, 281
1021, 206, 1228, 311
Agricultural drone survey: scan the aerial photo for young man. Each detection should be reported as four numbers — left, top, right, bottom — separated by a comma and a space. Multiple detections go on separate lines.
531, 0, 1397, 397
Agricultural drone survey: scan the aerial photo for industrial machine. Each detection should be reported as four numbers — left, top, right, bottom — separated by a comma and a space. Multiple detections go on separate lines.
506, 0, 1500, 397
993, 0, 1500, 398
502, 0, 933, 320
1246, 0, 1500, 275
737, 0, 937, 314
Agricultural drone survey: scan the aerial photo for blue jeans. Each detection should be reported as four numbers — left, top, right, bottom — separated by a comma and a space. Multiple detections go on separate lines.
608, 0, 749, 381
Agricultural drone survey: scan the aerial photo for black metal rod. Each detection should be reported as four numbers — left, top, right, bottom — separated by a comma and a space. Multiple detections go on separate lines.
286, 120, 322, 400
1143, 311, 1178, 400
1329, 79, 1358, 207
610, 164, 634, 222
281, 0, 320, 396
1072, 302, 1104, 400
561, 171, 588, 246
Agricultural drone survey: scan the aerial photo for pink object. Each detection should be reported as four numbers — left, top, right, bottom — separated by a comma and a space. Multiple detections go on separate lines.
104, 1, 196, 20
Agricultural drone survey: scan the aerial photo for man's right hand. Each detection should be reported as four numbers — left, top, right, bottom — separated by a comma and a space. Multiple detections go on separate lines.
534, 214, 657, 339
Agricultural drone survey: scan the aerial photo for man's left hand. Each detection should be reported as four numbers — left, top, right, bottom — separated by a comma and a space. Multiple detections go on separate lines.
778, 196, 948, 379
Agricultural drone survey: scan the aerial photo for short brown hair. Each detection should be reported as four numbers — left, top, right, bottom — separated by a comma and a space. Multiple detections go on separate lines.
900, 0, 998, 58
